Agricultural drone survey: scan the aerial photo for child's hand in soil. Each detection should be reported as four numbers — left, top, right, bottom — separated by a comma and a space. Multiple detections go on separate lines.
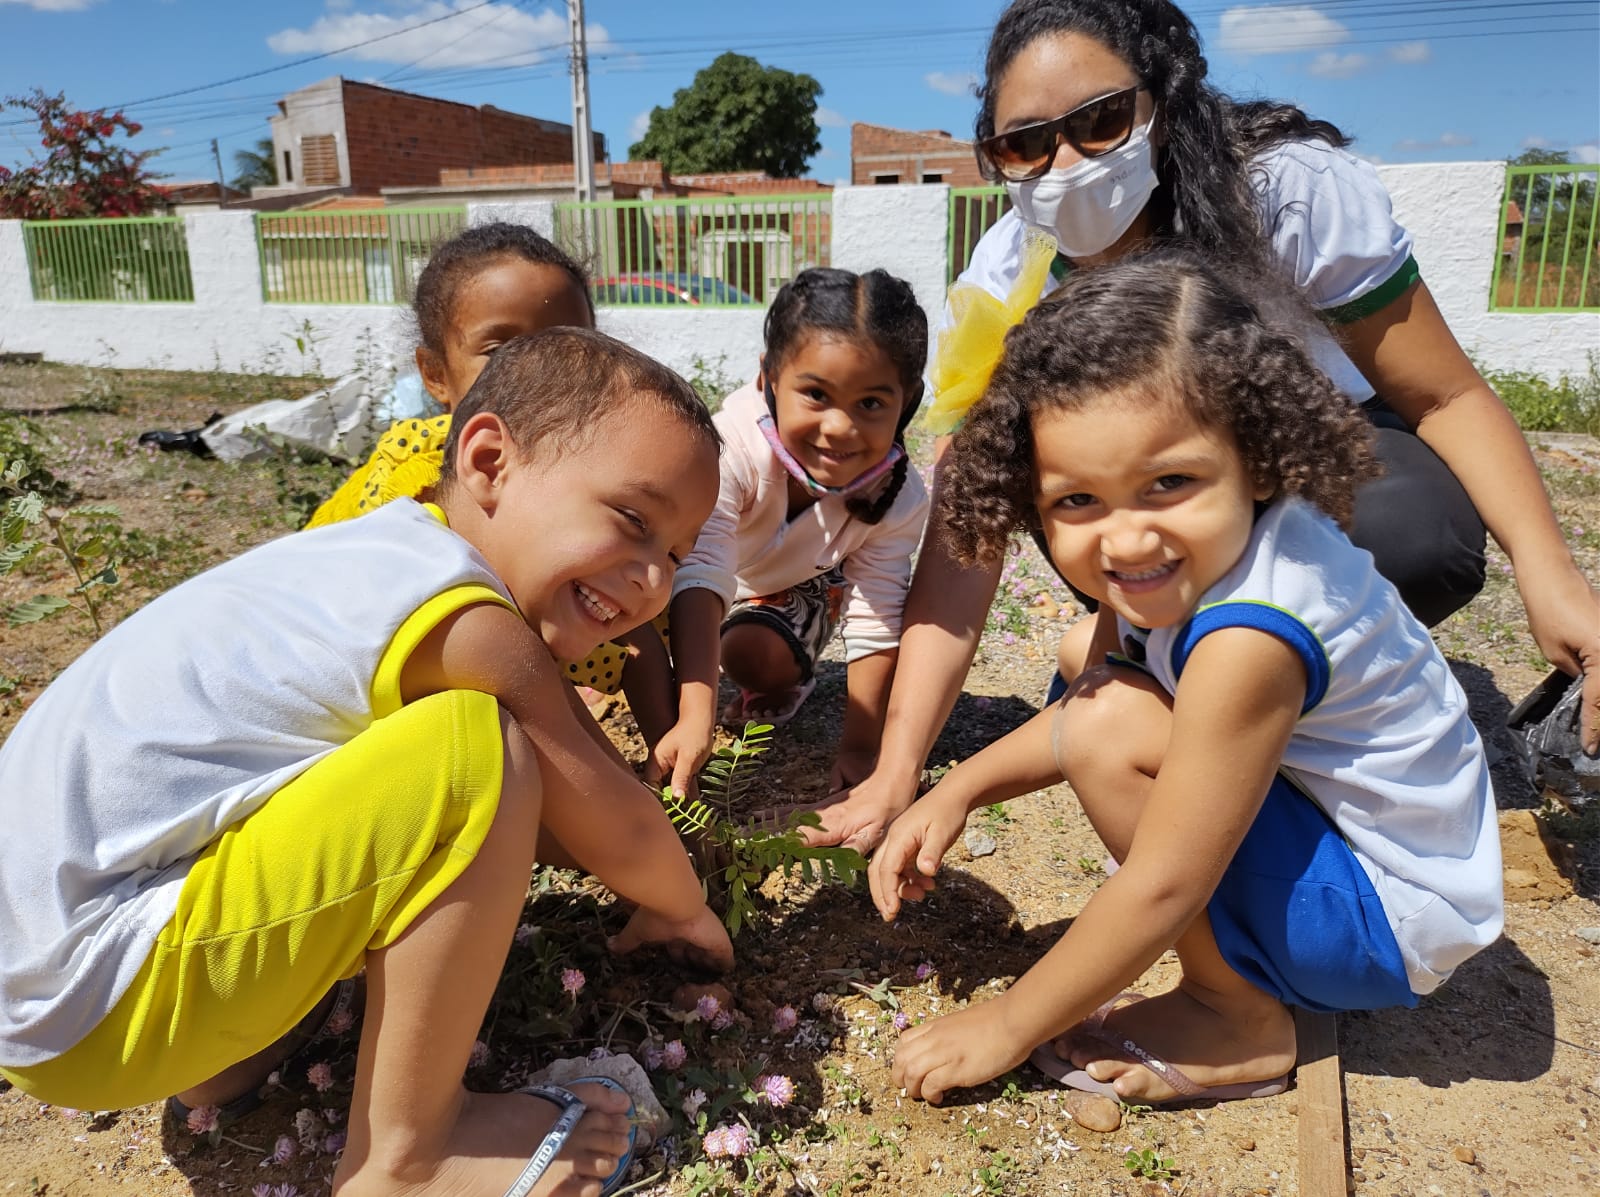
609, 902, 734, 973
892, 1002, 1030, 1104
867, 787, 968, 921
646, 717, 715, 802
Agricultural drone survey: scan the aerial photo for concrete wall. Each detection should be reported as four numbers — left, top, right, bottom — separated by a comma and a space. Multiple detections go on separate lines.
2, 167, 1594, 389
1378, 160, 1598, 377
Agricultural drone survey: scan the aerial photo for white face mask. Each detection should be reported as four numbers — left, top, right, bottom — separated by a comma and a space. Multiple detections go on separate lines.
1005, 117, 1159, 260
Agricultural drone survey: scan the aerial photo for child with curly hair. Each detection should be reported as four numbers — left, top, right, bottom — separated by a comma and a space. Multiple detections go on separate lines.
871, 249, 1503, 1106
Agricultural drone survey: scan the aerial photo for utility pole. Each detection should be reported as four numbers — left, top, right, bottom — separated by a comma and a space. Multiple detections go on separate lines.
567, 0, 596, 202
210, 138, 227, 206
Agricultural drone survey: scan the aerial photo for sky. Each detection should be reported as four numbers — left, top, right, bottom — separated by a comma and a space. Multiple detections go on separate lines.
1, 0, 1595, 186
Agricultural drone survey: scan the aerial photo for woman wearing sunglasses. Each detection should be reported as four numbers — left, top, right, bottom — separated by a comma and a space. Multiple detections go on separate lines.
801, 0, 1599, 854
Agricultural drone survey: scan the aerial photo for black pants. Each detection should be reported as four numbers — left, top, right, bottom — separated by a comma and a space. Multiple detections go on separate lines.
1044, 400, 1488, 630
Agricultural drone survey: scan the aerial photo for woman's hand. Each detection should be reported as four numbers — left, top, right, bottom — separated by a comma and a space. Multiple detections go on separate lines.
867, 787, 969, 920
892, 1001, 1033, 1104
1517, 556, 1600, 754
646, 716, 716, 799
790, 764, 922, 853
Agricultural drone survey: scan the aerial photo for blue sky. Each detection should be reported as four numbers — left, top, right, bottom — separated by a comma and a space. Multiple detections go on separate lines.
1, 0, 1595, 185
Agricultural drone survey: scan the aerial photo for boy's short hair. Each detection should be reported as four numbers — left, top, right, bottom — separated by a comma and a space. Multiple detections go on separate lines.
437, 328, 720, 485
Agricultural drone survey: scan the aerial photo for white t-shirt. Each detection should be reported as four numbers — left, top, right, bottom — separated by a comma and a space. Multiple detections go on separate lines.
0, 500, 510, 1067
1116, 499, 1503, 995
955, 139, 1417, 402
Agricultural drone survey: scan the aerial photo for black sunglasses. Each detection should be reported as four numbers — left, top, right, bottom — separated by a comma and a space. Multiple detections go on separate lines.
977, 86, 1145, 183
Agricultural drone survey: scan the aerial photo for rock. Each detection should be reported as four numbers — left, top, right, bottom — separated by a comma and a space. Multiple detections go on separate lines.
1453, 1146, 1477, 1164
1065, 1092, 1122, 1133
1238, 1138, 1256, 1152
525, 1053, 667, 1148
671, 981, 734, 1013
964, 828, 998, 858
1576, 927, 1600, 945
1500, 811, 1576, 902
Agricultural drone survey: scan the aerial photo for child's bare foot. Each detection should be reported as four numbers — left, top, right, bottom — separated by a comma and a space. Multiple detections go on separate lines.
1055, 983, 1296, 1102
335, 1080, 633, 1196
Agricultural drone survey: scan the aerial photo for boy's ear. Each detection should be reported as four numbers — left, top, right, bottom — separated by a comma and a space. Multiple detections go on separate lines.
416, 346, 450, 409
453, 411, 515, 507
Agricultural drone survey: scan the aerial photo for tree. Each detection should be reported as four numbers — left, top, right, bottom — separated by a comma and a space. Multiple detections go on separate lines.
0, 88, 166, 219
231, 137, 278, 192
629, 52, 821, 178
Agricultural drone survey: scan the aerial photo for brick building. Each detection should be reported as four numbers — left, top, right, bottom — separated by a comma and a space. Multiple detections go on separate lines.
250, 77, 604, 203
850, 122, 987, 187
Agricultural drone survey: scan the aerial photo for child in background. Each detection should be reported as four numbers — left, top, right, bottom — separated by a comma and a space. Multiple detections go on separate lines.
0, 330, 733, 1197
871, 250, 1502, 1106
308, 221, 659, 704
643, 268, 930, 798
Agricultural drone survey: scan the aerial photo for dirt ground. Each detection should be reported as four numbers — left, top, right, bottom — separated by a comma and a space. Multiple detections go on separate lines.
1, 361, 1597, 1197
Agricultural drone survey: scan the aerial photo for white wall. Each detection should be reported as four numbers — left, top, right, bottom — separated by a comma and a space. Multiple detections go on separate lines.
2, 170, 1593, 386
1378, 161, 1598, 378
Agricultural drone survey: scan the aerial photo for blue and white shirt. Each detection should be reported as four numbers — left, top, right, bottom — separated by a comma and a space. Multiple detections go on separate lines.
1117, 499, 1502, 995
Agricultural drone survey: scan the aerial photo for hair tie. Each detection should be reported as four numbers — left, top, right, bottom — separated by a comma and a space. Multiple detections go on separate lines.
923, 230, 1058, 436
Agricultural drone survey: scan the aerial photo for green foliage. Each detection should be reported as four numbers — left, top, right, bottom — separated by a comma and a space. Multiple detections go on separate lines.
1123, 1146, 1177, 1181
0, 417, 73, 503
1482, 352, 1600, 436
2, 458, 123, 636
660, 722, 868, 936
629, 52, 822, 177
687, 353, 741, 415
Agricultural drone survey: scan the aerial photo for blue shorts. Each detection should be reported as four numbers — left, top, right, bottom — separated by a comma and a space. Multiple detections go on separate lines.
1209, 774, 1416, 1013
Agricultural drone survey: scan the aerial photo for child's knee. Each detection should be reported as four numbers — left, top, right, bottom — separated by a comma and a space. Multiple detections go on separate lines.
720, 622, 802, 690
1056, 619, 1096, 683
1057, 668, 1170, 785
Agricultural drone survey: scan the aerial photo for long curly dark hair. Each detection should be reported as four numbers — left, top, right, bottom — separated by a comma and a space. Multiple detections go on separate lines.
762, 267, 929, 524
976, 0, 1351, 268
940, 248, 1380, 566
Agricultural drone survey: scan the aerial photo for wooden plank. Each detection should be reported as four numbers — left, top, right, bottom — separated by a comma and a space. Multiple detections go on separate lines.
1295, 1007, 1348, 1197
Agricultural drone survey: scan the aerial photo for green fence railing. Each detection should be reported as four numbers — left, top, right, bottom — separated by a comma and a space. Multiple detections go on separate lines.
21, 217, 194, 303
256, 207, 467, 304
554, 194, 831, 307
1491, 164, 1599, 312
947, 186, 1010, 286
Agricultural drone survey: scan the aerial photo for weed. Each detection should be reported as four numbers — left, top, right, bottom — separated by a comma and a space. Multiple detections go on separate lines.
1123, 1145, 1177, 1181
980, 801, 1011, 829
974, 1149, 1017, 1194
2, 458, 124, 636
687, 354, 741, 415
1481, 351, 1600, 437
1077, 856, 1106, 876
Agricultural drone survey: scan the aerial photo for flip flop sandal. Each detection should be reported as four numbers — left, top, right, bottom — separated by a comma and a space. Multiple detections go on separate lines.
732, 677, 817, 730
1029, 993, 1289, 1105
165, 975, 364, 1129
504, 1076, 639, 1197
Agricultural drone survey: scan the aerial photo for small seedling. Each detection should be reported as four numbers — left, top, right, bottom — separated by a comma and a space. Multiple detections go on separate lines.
2, 458, 124, 636
1076, 856, 1105, 876
1123, 1146, 1177, 1181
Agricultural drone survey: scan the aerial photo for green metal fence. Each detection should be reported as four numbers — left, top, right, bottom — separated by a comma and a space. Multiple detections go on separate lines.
554, 194, 831, 307
256, 207, 467, 304
947, 186, 1010, 285
1491, 164, 1599, 312
21, 217, 194, 302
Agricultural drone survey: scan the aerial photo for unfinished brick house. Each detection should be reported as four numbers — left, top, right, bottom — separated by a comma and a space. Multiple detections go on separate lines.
850, 122, 988, 187
249, 76, 605, 203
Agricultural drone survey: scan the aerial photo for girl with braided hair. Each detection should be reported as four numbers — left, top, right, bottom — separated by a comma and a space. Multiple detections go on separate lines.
805, 0, 1599, 855
873, 250, 1502, 1105
642, 268, 931, 800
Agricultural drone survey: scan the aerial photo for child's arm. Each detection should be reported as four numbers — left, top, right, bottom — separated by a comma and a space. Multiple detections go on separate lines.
648, 587, 726, 797
892, 626, 1306, 1102
401, 600, 733, 969
832, 648, 897, 791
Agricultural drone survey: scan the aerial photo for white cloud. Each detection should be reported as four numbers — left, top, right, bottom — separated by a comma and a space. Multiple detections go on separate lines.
1306, 51, 1370, 79
0, 0, 100, 9
1522, 135, 1553, 149
815, 106, 847, 129
1571, 143, 1599, 164
627, 109, 651, 144
1393, 132, 1476, 153
1217, 6, 1349, 56
267, 2, 610, 71
1387, 41, 1431, 65
924, 71, 977, 97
